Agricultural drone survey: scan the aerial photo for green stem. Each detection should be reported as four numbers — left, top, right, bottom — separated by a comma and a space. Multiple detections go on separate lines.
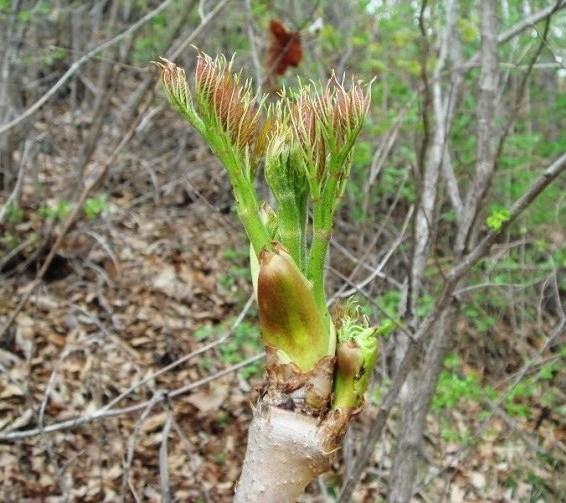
298, 193, 308, 270
333, 374, 358, 410
231, 175, 271, 257
308, 201, 332, 322
278, 199, 303, 270
209, 136, 271, 257
307, 154, 348, 336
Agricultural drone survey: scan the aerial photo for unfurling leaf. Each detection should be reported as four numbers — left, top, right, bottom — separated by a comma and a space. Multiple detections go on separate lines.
332, 304, 380, 410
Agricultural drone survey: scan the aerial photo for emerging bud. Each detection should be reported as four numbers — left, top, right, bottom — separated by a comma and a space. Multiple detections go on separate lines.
154, 58, 191, 112
264, 117, 307, 198
289, 91, 327, 179
250, 203, 279, 300
333, 329, 379, 410
259, 201, 279, 237
195, 54, 216, 102
332, 303, 380, 410
330, 78, 370, 152
263, 105, 309, 267
336, 340, 363, 379
194, 54, 261, 154
254, 113, 275, 160
257, 244, 329, 371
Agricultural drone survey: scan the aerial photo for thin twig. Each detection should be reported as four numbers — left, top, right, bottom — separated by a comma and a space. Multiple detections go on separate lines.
0, 353, 264, 441
0, 0, 231, 136
0, 0, 176, 135
159, 411, 174, 503
0, 136, 33, 223
0, 0, 234, 341
460, 1, 566, 72
336, 151, 566, 502
100, 294, 253, 413
120, 392, 163, 501
417, 319, 566, 492
335, 205, 414, 299
0, 99, 151, 340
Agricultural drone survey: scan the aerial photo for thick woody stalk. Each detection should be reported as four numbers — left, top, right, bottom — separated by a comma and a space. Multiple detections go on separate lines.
234, 406, 333, 502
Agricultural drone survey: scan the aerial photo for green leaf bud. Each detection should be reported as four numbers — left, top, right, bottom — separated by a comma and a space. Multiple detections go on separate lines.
264, 117, 309, 268
332, 303, 380, 410
257, 244, 329, 371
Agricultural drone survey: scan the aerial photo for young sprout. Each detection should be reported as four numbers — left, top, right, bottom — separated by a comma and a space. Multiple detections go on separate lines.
156, 54, 271, 256
156, 52, 372, 393
332, 302, 383, 411
194, 54, 262, 156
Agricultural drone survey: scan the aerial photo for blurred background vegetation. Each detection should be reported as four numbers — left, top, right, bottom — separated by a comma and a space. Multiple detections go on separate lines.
1, 0, 565, 501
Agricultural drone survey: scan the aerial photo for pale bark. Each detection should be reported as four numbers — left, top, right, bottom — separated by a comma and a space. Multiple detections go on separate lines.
389, 2, 461, 500
388, 308, 456, 503
0, 0, 22, 188
338, 150, 566, 503
384, 2, 566, 501
235, 406, 334, 502
441, 0, 465, 222
455, 0, 499, 255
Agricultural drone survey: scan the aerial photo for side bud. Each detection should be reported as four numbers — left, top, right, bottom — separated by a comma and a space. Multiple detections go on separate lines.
257, 244, 329, 371
332, 306, 380, 410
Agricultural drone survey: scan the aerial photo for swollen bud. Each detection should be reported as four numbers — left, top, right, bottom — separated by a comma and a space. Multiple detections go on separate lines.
336, 340, 363, 379
332, 308, 379, 410
289, 92, 327, 178
257, 244, 329, 371
332, 81, 368, 143
155, 58, 190, 109
324, 77, 371, 164
264, 121, 309, 268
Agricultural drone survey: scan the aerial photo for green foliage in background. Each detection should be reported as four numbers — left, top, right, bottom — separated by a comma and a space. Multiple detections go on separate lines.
194, 319, 263, 380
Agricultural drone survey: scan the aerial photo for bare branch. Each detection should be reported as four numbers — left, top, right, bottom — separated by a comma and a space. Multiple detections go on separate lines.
0, 353, 265, 441
440, 0, 465, 218
389, 4, 466, 497
0, 136, 32, 223
462, 1, 566, 71
100, 295, 253, 413
159, 412, 174, 503
0, 0, 231, 135
335, 205, 414, 299
498, 0, 565, 45
337, 150, 566, 502
0, 99, 150, 340
120, 393, 162, 499
418, 319, 566, 493
456, 0, 499, 255
0, 0, 235, 340
493, 11, 555, 170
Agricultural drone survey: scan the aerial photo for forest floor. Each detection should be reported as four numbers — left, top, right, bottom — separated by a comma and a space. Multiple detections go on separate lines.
1, 109, 565, 502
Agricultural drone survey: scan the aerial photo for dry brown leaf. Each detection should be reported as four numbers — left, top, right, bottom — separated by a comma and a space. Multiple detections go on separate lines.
151, 264, 193, 302
187, 383, 229, 413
